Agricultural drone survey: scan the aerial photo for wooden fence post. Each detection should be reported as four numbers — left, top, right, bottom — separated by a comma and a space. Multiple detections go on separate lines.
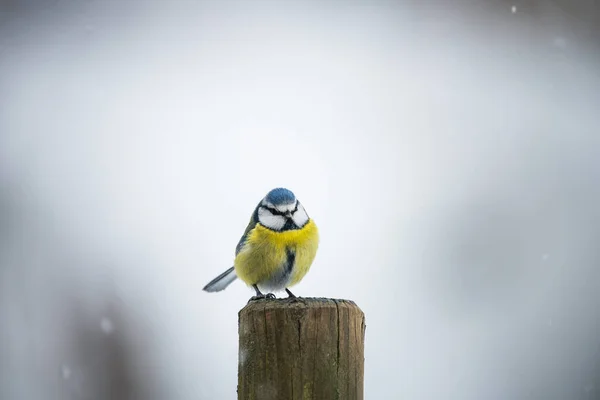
238, 298, 365, 400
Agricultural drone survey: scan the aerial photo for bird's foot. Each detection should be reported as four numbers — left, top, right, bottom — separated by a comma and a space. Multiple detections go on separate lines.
250, 285, 276, 301
248, 293, 276, 302
285, 289, 305, 303
248, 295, 265, 302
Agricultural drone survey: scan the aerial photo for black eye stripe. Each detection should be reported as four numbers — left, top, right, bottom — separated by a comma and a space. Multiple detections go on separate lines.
265, 206, 285, 216
263, 203, 298, 217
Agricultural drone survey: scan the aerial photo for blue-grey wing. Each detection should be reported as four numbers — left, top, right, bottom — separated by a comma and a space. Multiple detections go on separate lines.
235, 203, 261, 255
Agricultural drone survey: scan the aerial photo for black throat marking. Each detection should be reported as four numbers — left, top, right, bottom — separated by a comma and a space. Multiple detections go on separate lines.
282, 218, 297, 231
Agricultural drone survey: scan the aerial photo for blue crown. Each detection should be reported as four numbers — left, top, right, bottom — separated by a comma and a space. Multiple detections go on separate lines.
265, 188, 296, 205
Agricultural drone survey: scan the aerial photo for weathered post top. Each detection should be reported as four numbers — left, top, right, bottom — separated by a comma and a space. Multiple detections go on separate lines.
238, 297, 365, 400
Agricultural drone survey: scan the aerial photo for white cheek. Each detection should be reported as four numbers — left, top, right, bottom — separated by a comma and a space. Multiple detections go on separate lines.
292, 204, 309, 227
258, 208, 286, 230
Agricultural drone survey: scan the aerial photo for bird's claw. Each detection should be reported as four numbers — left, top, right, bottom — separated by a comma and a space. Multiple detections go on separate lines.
248, 293, 276, 302
248, 295, 265, 302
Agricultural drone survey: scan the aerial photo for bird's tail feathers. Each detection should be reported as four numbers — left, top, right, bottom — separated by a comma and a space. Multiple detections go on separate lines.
203, 266, 237, 292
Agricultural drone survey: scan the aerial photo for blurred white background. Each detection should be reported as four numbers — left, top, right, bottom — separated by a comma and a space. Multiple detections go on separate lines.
1, 0, 600, 399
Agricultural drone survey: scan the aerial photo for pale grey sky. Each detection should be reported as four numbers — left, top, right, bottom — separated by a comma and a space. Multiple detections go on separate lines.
1, 1, 600, 399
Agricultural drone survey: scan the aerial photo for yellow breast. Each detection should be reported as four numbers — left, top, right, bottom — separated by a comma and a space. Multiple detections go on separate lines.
234, 219, 319, 288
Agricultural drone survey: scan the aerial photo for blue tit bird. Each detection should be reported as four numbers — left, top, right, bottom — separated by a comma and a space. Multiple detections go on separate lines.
203, 188, 319, 299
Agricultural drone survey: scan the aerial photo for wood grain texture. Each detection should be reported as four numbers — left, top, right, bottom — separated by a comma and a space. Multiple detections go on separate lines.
238, 298, 365, 400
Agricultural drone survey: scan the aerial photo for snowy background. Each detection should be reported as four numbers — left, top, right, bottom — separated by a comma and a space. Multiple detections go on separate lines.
1, 0, 600, 399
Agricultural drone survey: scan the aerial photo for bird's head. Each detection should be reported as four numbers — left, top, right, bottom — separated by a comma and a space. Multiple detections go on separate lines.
257, 188, 310, 231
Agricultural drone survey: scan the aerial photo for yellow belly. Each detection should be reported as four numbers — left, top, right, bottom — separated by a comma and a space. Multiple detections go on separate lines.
234, 220, 319, 290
